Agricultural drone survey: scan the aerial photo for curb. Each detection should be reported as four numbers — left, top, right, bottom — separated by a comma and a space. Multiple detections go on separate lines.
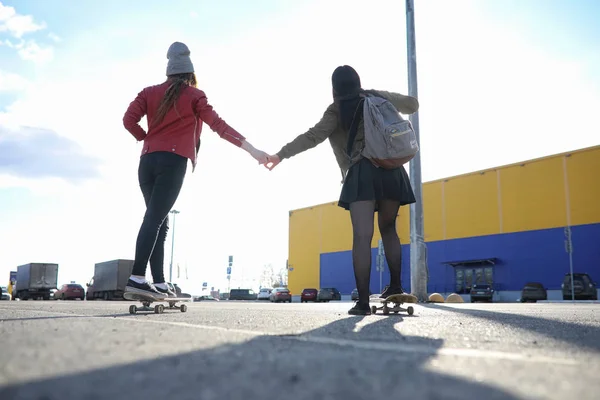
537, 300, 600, 304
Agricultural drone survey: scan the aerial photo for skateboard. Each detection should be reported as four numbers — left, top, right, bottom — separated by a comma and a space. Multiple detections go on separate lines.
123, 291, 191, 314
369, 293, 417, 316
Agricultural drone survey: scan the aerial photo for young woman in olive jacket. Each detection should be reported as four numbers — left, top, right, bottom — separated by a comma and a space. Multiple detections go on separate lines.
266, 65, 419, 315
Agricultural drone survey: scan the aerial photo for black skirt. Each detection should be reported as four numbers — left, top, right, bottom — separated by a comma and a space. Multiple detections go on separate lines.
338, 158, 416, 211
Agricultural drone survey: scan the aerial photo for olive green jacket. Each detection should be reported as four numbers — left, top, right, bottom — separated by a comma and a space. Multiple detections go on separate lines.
276, 89, 419, 182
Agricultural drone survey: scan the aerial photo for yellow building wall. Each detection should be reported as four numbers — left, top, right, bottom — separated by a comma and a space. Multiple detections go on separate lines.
287, 206, 322, 295
444, 171, 500, 240
320, 203, 353, 253
288, 145, 600, 292
566, 148, 600, 226
423, 182, 444, 241
499, 157, 567, 232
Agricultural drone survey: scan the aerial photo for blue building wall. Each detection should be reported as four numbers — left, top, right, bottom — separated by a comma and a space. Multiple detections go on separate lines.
320, 223, 600, 295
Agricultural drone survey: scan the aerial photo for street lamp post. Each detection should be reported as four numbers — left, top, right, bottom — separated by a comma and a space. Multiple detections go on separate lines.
169, 209, 180, 282
406, 0, 428, 301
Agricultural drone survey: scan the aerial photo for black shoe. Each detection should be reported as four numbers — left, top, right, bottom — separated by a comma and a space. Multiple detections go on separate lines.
155, 284, 177, 298
125, 279, 167, 299
380, 285, 405, 299
348, 302, 372, 315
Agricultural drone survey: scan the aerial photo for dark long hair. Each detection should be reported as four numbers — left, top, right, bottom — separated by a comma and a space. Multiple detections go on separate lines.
151, 72, 198, 128
332, 65, 363, 131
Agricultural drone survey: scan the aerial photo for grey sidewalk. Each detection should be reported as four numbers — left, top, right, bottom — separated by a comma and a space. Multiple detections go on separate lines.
0, 301, 598, 400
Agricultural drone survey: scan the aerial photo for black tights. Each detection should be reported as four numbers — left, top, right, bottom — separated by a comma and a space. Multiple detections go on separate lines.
131, 151, 187, 283
349, 200, 403, 304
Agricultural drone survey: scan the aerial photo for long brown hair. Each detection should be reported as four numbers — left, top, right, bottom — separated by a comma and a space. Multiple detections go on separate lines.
151, 72, 198, 128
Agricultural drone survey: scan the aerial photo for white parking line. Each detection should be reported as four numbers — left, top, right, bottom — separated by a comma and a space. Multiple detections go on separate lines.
0, 306, 581, 366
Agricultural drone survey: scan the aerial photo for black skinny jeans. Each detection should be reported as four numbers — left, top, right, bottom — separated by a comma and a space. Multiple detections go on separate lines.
131, 151, 187, 283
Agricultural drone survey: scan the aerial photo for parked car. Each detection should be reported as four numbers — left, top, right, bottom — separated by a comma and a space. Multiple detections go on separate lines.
350, 288, 373, 301
257, 288, 272, 300
270, 287, 292, 303
1, 286, 11, 300
317, 287, 341, 302
54, 283, 85, 300
470, 283, 494, 302
194, 295, 218, 301
229, 289, 257, 300
520, 282, 547, 302
562, 273, 598, 300
301, 288, 318, 303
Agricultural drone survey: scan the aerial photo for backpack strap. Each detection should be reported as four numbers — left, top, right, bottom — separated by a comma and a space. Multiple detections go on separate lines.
345, 97, 365, 158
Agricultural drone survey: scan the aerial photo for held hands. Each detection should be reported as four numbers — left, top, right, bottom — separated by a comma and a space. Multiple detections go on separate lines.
252, 151, 281, 171
250, 148, 269, 165
242, 140, 269, 165
240, 140, 280, 170
264, 154, 281, 171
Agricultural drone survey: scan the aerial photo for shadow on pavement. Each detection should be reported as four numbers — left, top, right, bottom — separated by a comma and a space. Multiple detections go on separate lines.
421, 304, 600, 353
0, 314, 521, 400
0, 314, 137, 322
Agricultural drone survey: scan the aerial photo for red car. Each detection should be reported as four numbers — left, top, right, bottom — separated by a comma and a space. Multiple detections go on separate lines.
301, 288, 318, 303
55, 283, 85, 300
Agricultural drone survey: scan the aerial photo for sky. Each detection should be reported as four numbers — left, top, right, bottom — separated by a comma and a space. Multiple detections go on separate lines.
1, 0, 599, 295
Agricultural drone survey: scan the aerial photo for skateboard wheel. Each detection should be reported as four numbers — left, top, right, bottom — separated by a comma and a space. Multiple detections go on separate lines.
371, 306, 377, 315
129, 305, 137, 314
407, 306, 414, 316
155, 304, 164, 314
383, 306, 390, 315
180, 304, 187, 313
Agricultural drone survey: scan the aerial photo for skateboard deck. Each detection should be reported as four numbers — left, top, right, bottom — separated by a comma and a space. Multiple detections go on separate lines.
369, 293, 417, 315
123, 291, 191, 314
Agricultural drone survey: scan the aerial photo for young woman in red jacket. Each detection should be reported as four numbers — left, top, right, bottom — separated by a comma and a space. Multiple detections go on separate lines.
122, 42, 268, 299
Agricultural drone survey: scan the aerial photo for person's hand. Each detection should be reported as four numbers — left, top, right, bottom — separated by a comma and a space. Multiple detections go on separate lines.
265, 154, 281, 171
250, 148, 269, 165
241, 140, 268, 165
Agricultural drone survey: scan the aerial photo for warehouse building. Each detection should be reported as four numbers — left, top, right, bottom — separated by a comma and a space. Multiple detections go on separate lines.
287, 145, 600, 302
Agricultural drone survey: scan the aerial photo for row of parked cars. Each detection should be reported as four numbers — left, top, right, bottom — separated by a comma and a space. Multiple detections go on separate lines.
224, 287, 344, 303
44, 282, 192, 301
467, 272, 598, 303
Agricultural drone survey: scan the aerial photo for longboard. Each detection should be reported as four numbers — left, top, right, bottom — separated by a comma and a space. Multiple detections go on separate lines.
123, 291, 191, 314
369, 293, 417, 316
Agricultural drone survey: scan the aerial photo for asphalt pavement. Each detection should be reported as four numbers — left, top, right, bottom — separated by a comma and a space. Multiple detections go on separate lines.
0, 299, 599, 400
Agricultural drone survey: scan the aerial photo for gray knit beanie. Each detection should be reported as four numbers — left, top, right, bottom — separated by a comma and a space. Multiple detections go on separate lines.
166, 42, 194, 76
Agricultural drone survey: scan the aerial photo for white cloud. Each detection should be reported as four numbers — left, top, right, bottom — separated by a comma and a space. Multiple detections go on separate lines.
0, 3, 52, 63
16, 39, 53, 63
0, 1, 46, 38
4, 38, 53, 63
0, 69, 29, 92
48, 32, 61, 42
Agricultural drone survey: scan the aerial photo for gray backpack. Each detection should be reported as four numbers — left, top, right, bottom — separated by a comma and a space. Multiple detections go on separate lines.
361, 94, 419, 169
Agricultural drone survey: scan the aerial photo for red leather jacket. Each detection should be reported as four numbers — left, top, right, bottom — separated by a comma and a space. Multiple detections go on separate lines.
123, 81, 246, 171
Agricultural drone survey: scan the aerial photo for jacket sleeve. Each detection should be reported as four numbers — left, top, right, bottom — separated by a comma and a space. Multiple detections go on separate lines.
276, 104, 338, 160
194, 91, 246, 147
368, 90, 419, 115
123, 89, 148, 141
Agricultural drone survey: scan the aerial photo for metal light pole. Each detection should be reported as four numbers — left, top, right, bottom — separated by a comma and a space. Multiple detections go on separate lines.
406, 0, 429, 301
169, 209, 180, 282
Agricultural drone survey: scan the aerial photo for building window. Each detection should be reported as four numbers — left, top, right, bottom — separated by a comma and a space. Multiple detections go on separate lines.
455, 269, 464, 293
455, 266, 495, 294
484, 267, 494, 286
